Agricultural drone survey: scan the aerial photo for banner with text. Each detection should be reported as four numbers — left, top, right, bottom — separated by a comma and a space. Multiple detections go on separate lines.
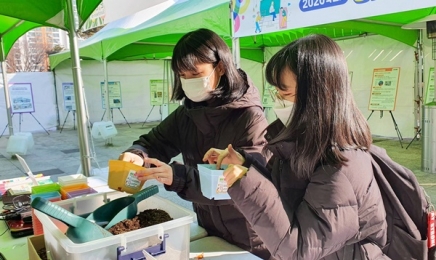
232, 0, 435, 37
368, 67, 400, 111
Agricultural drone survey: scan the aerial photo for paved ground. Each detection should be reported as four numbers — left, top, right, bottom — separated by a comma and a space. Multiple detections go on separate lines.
0, 122, 435, 209
0, 122, 193, 211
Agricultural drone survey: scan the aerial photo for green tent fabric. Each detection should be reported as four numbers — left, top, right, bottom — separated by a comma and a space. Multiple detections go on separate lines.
49, 1, 436, 68
0, 17, 41, 61
0, 0, 101, 30
49, 0, 230, 68
0, 0, 102, 61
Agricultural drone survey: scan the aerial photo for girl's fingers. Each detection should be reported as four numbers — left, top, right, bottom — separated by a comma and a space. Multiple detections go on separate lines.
203, 149, 218, 162
143, 157, 163, 167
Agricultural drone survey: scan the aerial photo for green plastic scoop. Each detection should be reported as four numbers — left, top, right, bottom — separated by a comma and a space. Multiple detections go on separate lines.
86, 185, 159, 229
31, 197, 113, 243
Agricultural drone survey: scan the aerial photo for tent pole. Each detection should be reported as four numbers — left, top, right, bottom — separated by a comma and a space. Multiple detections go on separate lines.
232, 37, 241, 69
0, 38, 14, 136
103, 59, 113, 144
66, 0, 92, 176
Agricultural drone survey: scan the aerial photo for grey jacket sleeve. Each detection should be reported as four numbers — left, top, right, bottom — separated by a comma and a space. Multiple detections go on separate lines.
228, 166, 360, 260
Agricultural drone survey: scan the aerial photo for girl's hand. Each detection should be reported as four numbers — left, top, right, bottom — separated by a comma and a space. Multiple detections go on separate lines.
203, 144, 245, 169
134, 158, 173, 185
223, 164, 248, 187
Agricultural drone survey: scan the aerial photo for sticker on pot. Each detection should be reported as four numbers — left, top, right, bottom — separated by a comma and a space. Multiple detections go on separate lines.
216, 176, 228, 193
125, 170, 141, 188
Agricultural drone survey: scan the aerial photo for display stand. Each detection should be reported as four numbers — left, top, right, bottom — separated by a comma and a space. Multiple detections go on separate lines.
0, 112, 49, 137
367, 110, 403, 148
142, 105, 159, 127
406, 128, 421, 149
0, 113, 13, 138
60, 110, 76, 133
100, 108, 131, 128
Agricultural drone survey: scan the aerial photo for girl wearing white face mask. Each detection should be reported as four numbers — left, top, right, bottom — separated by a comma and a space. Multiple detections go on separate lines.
118, 28, 271, 259
271, 89, 295, 126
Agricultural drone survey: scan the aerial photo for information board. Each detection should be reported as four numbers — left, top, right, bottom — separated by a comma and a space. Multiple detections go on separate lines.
101, 81, 122, 109
150, 79, 165, 106
62, 82, 76, 111
9, 83, 35, 113
368, 67, 400, 111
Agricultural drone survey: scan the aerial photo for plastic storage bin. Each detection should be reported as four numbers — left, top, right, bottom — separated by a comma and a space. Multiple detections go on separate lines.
34, 191, 194, 260
31, 191, 62, 235
65, 187, 97, 199
58, 174, 87, 187
60, 183, 92, 199
197, 164, 230, 200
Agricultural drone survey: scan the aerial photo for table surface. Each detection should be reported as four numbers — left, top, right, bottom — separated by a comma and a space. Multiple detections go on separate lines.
0, 201, 29, 260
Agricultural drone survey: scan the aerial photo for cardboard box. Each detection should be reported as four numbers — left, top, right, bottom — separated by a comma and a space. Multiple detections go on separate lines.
28, 234, 45, 260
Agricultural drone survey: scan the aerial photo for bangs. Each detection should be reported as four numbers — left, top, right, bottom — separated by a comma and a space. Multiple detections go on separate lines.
265, 51, 291, 91
171, 41, 217, 74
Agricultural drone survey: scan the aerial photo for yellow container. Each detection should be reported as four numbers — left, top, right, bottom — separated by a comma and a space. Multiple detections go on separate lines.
108, 160, 146, 194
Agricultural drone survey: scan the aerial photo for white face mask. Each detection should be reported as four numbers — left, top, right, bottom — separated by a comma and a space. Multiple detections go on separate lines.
181, 67, 219, 102
273, 99, 294, 125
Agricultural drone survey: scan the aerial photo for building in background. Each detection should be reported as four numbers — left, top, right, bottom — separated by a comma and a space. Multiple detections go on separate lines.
6, 27, 69, 72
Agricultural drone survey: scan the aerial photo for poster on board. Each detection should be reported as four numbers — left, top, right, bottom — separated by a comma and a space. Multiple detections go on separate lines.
150, 80, 165, 106
231, 0, 436, 37
100, 81, 122, 109
62, 82, 76, 111
9, 83, 35, 113
425, 67, 435, 104
368, 67, 400, 111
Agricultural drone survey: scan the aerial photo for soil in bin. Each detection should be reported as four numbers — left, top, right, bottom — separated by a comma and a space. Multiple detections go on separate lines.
37, 248, 48, 260
108, 209, 173, 235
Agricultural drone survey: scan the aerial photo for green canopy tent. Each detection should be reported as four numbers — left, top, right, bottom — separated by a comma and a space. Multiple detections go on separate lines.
0, 0, 103, 176
49, 0, 230, 68
49, 2, 436, 67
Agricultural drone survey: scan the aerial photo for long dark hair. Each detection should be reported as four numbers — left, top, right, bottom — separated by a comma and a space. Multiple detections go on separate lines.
171, 28, 245, 102
265, 34, 372, 178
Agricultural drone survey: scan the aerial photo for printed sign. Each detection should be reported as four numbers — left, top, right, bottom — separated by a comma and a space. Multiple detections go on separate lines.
231, 0, 436, 37
101, 81, 122, 109
368, 67, 400, 111
62, 82, 76, 111
150, 79, 165, 106
9, 83, 35, 113
425, 67, 435, 104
